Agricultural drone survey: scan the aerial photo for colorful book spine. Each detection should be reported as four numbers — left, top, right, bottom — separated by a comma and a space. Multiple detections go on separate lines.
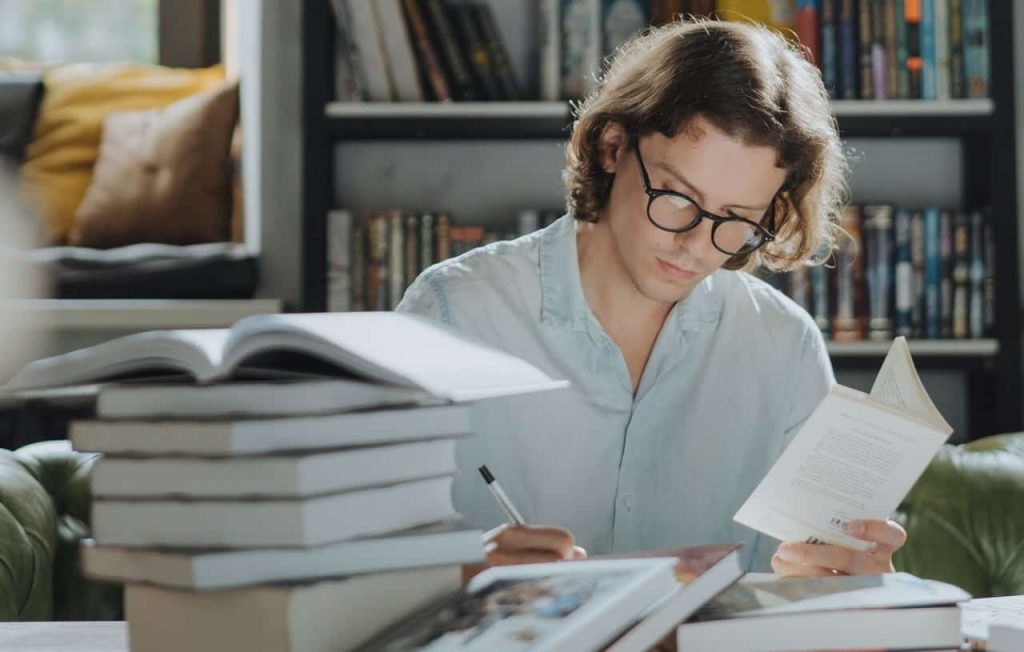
910, 210, 925, 337
420, 212, 436, 271
933, 0, 950, 100
894, 0, 909, 98
905, 0, 922, 98
893, 208, 913, 337
920, 0, 937, 100
983, 212, 995, 335
923, 207, 941, 339
450, 0, 501, 100
948, 0, 964, 98
365, 211, 390, 311
939, 210, 953, 338
863, 205, 894, 340
883, 0, 899, 99
436, 211, 452, 262
951, 212, 969, 339
820, 0, 839, 96
473, 2, 521, 100
796, 0, 821, 67
962, 0, 989, 98
859, 0, 875, 99
402, 0, 453, 101
423, 0, 479, 101
834, 205, 865, 340
968, 209, 985, 338
839, 0, 860, 99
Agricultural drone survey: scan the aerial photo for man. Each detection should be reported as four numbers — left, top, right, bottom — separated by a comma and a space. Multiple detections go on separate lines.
398, 20, 906, 577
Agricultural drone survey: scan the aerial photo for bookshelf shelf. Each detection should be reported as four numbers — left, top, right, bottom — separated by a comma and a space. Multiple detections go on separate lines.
323, 99, 995, 140
827, 339, 999, 358
20, 299, 283, 330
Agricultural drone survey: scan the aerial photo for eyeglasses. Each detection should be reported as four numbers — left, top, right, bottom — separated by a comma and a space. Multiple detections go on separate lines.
634, 145, 777, 257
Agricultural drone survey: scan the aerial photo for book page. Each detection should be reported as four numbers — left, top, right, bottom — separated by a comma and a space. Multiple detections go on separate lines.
734, 386, 951, 551
222, 312, 569, 400
869, 337, 951, 432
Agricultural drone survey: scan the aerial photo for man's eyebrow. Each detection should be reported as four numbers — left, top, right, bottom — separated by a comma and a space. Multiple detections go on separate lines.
655, 160, 773, 212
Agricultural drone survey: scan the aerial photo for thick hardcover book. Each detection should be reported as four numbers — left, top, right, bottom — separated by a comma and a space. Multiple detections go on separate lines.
893, 208, 914, 337
327, 0, 368, 101
863, 205, 894, 340
435, 211, 453, 261
839, 0, 860, 99
939, 209, 954, 338
969, 209, 986, 338
125, 566, 460, 652
910, 210, 925, 337
422, 0, 479, 101
365, 210, 389, 310
949, 0, 964, 98
963, 0, 989, 98
858, 0, 874, 99
894, 0, 910, 98
419, 212, 436, 270
74, 403, 471, 455
2, 311, 569, 401
375, 0, 428, 101
90, 438, 457, 499
678, 572, 968, 652
326, 209, 353, 313
472, 2, 521, 100
388, 210, 406, 310
448, 0, 501, 100
952, 211, 970, 339
923, 207, 941, 339
820, 0, 839, 96
93, 475, 456, 548
604, 545, 743, 652
83, 521, 482, 590
905, 0, 922, 98
735, 337, 953, 551
353, 558, 679, 652
883, 0, 899, 98
795, 1, 820, 67
403, 0, 453, 101
405, 213, 420, 289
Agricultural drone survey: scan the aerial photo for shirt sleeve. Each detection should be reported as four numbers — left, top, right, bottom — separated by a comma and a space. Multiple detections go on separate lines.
395, 273, 450, 325
748, 323, 835, 572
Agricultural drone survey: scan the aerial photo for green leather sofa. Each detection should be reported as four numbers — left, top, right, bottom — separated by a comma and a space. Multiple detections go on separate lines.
0, 434, 1021, 621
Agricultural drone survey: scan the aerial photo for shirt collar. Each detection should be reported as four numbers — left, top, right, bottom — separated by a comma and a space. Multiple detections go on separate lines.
538, 214, 723, 337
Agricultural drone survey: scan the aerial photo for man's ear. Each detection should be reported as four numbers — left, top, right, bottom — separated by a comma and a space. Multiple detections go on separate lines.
598, 121, 629, 175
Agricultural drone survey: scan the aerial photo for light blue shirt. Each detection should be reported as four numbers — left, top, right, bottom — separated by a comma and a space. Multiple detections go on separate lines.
397, 215, 834, 571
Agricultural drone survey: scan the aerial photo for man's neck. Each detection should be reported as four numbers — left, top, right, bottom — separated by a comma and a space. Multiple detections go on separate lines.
576, 220, 674, 332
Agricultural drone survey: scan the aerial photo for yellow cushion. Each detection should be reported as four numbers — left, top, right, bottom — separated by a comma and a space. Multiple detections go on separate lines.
20, 63, 225, 243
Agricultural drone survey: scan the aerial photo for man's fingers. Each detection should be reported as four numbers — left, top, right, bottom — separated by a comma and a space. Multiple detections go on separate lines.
848, 519, 908, 553
770, 553, 836, 577
777, 543, 886, 575
489, 525, 576, 559
572, 545, 587, 559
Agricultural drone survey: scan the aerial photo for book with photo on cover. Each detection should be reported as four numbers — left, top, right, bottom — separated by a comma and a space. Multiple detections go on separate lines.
734, 336, 953, 551
676, 572, 969, 652
0, 312, 569, 401
353, 558, 679, 652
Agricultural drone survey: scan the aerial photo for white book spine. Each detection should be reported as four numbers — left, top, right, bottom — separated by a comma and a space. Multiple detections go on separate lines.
934, 0, 950, 100
373, 0, 426, 101
327, 209, 353, 312
345, 0, 395, 101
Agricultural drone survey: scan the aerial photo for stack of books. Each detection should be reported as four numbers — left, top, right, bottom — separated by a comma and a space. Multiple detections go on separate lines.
2, 312, 568, 652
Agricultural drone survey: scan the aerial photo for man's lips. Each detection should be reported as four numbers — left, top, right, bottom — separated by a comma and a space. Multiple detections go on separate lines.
657, 257, 697, 279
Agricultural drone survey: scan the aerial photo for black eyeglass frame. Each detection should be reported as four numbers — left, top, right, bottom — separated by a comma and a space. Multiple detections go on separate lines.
633, 145, 778, 257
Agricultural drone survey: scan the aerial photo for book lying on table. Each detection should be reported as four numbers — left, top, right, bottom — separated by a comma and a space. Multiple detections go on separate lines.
89, 438, 456, 499
603, 544, 743, 652
92, 475, 455, 548
735, 336, 953, 550
1, 311, 568, 401
94, 378, 433, 420
70, 403, 471, 457
126, 565, 460, 652
990, 623, 1024, 652
82, 521, 484, 591
353, 558, 679, 652
961, 594, 1024, 649
676, 572, 969, 652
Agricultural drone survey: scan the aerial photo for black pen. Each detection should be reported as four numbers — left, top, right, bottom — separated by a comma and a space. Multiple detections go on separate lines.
478, 465, 526, 526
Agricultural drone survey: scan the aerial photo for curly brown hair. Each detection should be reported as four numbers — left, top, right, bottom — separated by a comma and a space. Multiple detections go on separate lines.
564, 19, 847, 271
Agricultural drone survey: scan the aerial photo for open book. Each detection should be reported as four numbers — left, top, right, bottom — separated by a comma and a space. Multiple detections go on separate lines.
0, 312, 568, 402
734, 337, 953, 551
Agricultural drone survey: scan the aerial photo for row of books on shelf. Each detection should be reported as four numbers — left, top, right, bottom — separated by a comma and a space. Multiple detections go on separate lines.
798, 0, 991, 101
764, 204, 995, 341
2, 313, 1003, 651
329, 204, 996, 342
329, 0, 522, 103
327, 0, 989, 105
327, 208, 562, 312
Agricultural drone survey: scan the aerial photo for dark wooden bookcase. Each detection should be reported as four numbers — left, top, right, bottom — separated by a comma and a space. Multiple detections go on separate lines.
300, 0, 1020, 439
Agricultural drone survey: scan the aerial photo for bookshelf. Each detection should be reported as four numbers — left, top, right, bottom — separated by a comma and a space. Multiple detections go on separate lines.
300, 1, 1020, 439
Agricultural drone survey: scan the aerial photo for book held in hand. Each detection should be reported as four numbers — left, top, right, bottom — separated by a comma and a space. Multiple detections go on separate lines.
734, 336, 953, 551
1, 312, 569, 402
353, 558, 679, 651
676, 572, 969, 652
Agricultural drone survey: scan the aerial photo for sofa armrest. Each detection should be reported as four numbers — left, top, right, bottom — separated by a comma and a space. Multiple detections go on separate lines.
894, 433, 1024, 597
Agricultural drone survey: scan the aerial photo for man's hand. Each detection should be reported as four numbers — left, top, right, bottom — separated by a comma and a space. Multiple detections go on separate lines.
771, 519, 908, 576
462, 524, 587, 583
